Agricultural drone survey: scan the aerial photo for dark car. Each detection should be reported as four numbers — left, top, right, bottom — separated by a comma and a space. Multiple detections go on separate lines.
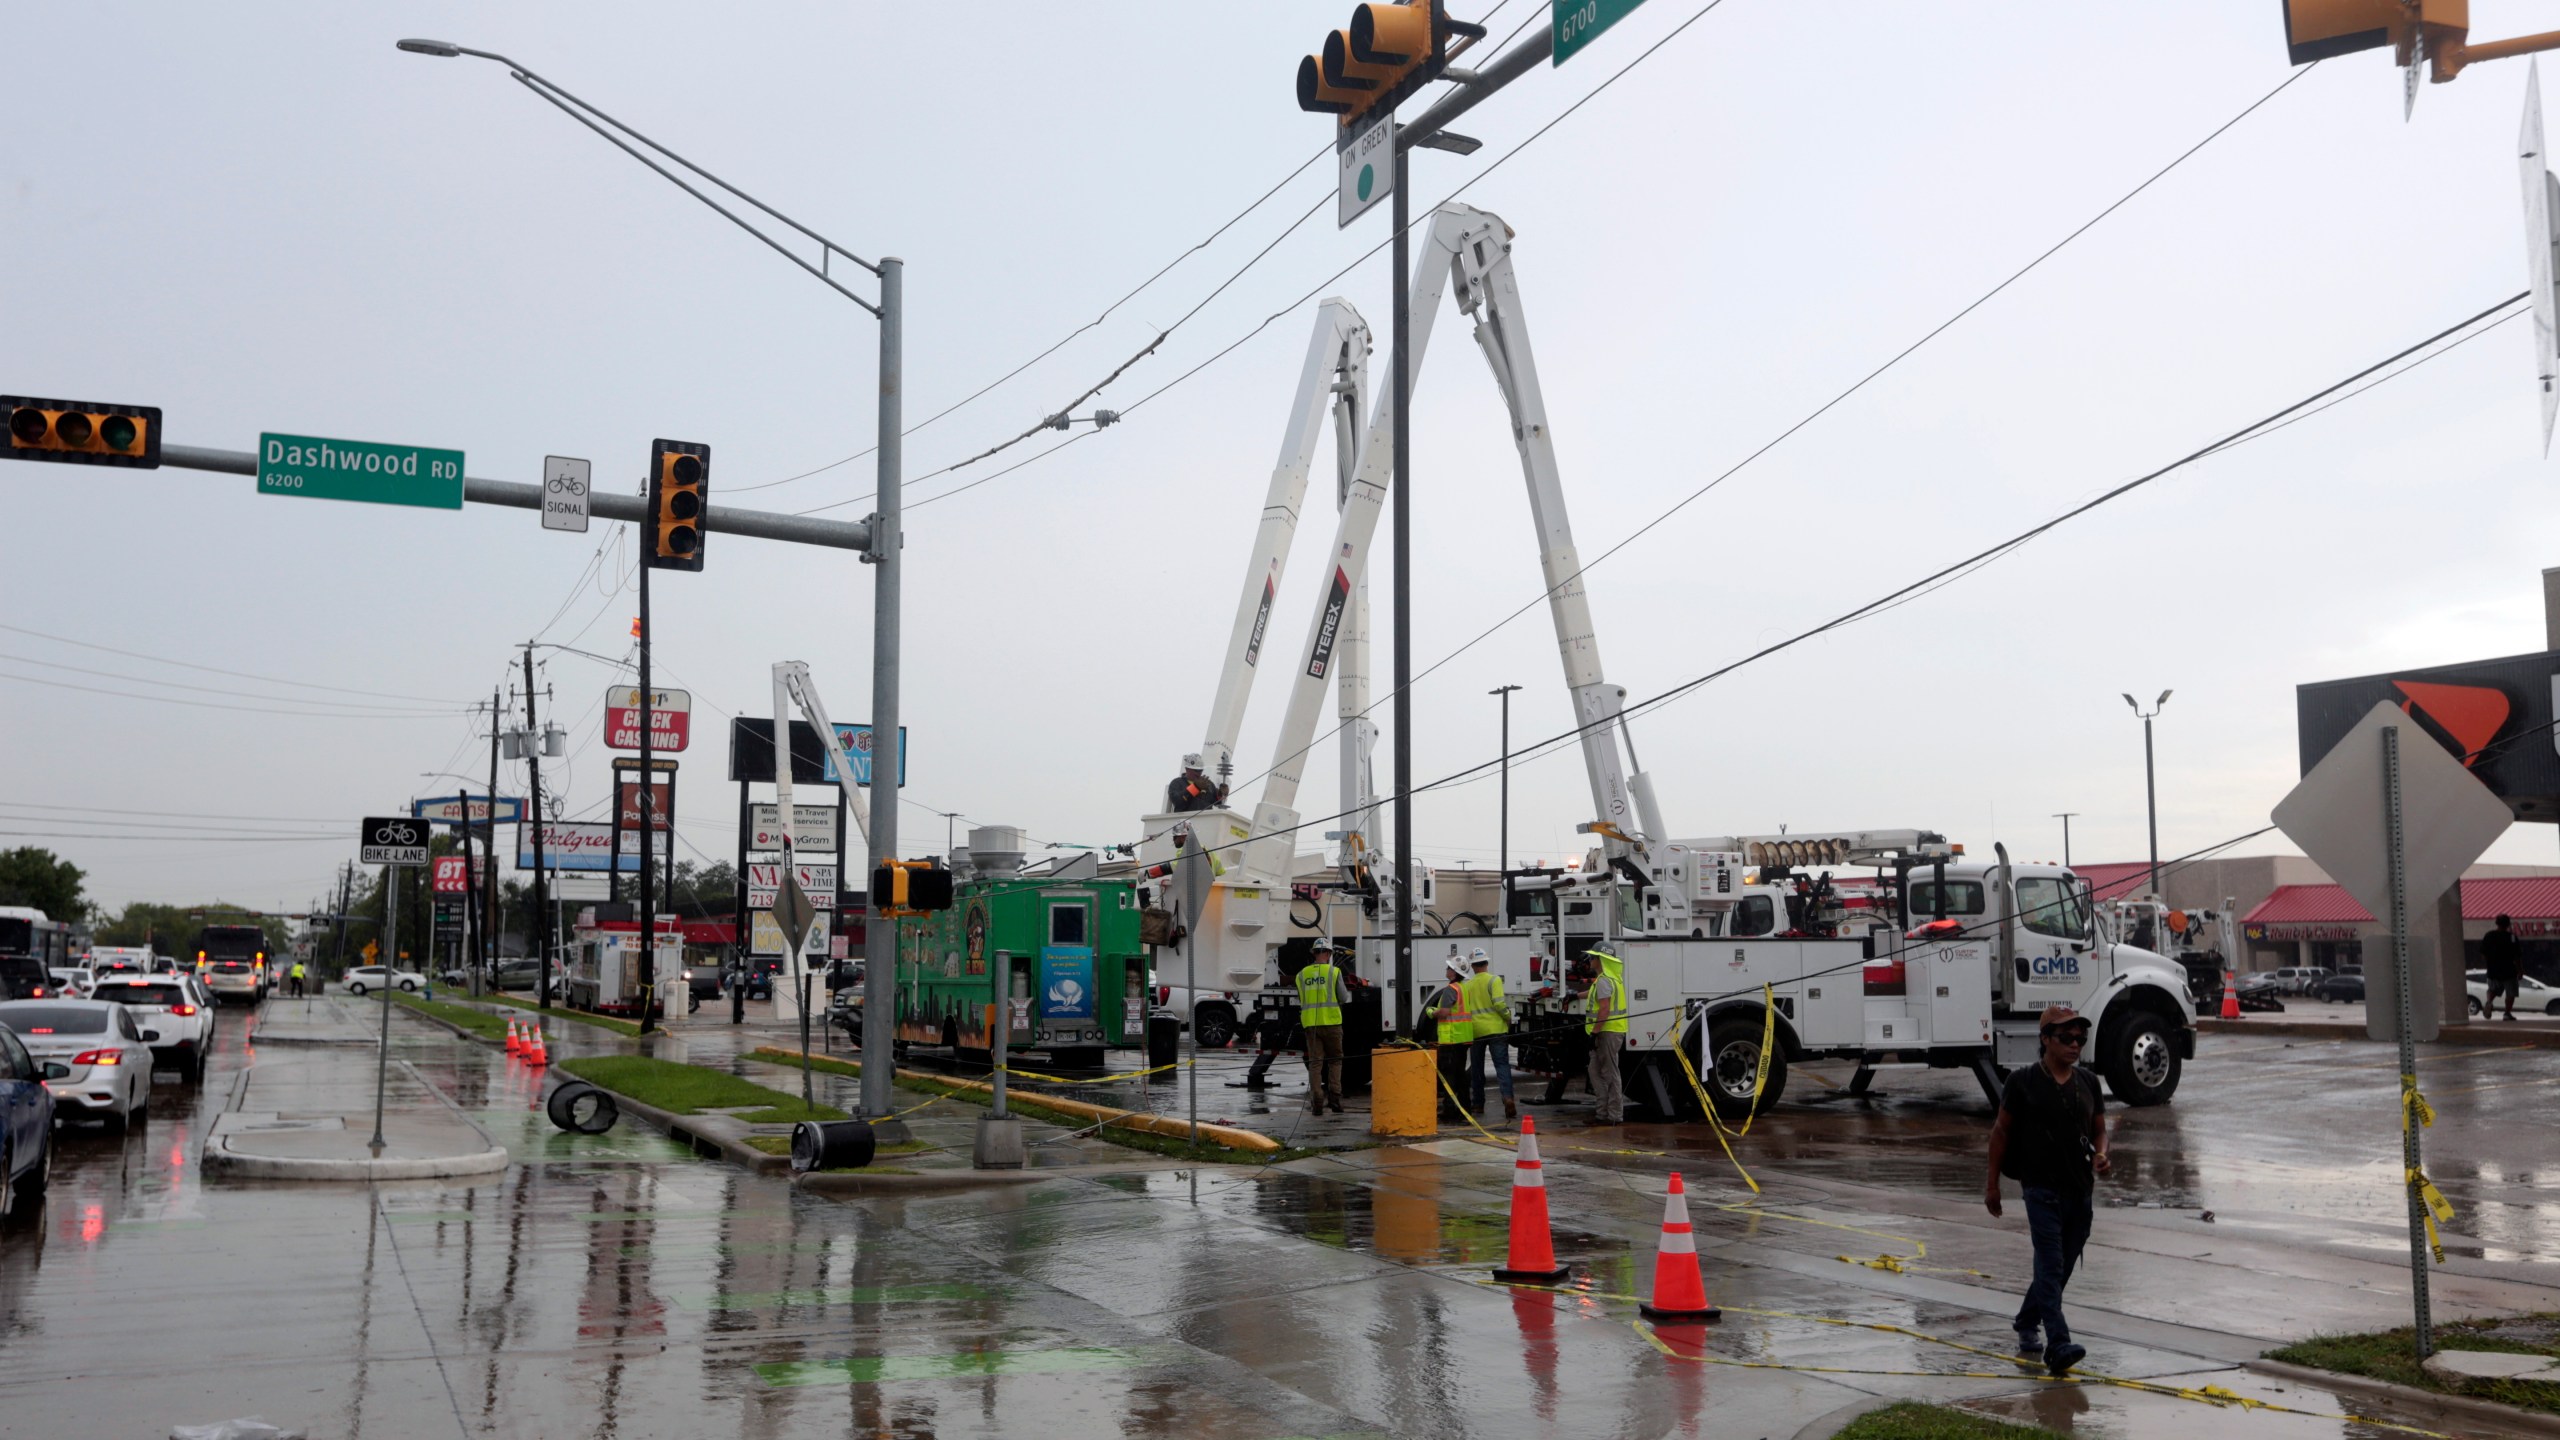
0, 1024, 58, 1223
2311, 972, 2366, 1003
684, 962, 723, 1002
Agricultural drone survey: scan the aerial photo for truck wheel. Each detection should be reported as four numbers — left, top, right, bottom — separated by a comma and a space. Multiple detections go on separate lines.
1701, 1013, 1788, 1122
2101, 1010, 2181, 1106
1194, 1003, 1237, 1051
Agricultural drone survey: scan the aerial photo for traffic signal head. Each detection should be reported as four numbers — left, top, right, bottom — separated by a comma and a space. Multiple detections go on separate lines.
1298, 2, 1450, 129
3, 395, 161, 468
2280, 0, 2480, 65
646, 438, 709, 572
870, 859, 956, 915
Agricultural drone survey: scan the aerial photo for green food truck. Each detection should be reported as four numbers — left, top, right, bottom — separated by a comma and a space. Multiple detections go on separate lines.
893, 874, 1148, 1070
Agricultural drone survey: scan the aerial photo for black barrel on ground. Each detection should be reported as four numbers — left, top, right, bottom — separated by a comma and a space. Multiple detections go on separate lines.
791, 1117, 876, 1172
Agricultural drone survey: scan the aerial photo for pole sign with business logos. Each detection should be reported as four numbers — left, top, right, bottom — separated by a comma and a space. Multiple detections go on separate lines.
411, 795, 525, 825
748, 863, 837, 911
605, 686, 691, 753
519, 821, 655, 873
748, 804, 839, 853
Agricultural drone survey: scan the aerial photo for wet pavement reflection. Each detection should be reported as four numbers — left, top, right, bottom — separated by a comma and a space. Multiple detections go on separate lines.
2, 1005, 2555, 1437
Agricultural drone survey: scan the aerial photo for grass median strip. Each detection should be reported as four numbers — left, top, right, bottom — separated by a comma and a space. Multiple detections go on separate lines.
2268, 1313, 2560, 1417
1829, 1403, 2060, 1439
481, 992, 644, 1037
391, 992, 512, 1042
559, 1055, 846, 1123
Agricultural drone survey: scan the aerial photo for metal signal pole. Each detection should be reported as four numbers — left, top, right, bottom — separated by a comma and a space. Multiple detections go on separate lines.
523, 647, 552, 1011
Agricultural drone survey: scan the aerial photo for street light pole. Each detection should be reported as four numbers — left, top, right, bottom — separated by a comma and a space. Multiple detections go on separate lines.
402, 38, 906, 1121
2051, 812, 2079, 869
2122, 691, 2172, 895
1490, 684, 1520, 892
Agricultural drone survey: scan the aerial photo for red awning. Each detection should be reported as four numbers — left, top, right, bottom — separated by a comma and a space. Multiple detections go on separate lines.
2244, 878, 2560, 927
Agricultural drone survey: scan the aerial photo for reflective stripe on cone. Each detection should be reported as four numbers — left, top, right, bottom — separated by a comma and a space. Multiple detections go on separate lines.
1639, 1172, 1720, 1323
1494, 1116, 1573, 1285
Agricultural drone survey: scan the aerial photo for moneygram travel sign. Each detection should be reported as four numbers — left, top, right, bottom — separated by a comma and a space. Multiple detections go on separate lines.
258, 432, 464, 509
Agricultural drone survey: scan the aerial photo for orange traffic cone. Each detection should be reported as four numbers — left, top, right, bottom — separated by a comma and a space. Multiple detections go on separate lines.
1639, 1173, 1721, 1323
504, 1017, 523, 1055
2219, 972, 2241, 1021
1494, 1116, 1574, 1285
526, 1025, 547, 1067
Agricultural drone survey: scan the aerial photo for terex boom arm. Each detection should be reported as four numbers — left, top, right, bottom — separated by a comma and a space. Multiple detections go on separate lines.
1198, 299, 1369, 787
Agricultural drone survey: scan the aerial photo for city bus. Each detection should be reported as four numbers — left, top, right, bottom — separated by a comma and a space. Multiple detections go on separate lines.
0, 906, 76, 999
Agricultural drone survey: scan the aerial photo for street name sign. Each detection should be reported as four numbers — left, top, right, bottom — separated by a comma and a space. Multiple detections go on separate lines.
2274, 700, 2513, 1042
260, 433, 464, 509
605, 687, 692, 752
410, 795, 525, 825
542, 455, 592, 532
359, 815, 431, 866
748, 863, 838, 911
1553, 0, 1650, 65
1339, 113, 1395, 229
748, 803, 839, 852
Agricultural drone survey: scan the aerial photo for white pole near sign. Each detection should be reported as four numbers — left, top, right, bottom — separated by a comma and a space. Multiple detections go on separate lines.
1339, 113, 1394, 229
542, 455, 592, 532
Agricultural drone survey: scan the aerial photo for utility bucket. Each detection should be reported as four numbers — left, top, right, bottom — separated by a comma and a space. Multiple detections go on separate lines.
1370, 1046, 1439, 1137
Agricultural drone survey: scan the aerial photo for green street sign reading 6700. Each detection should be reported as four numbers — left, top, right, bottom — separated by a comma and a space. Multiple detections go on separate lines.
1553, 0, 1650, 65
259, 432, 464, 509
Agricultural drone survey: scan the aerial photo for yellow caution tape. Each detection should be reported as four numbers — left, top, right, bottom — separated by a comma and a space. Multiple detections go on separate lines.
1430, 1064, 1526, 1152
1664, 995, 1773, 1194
2400, 1072, 2436, 1132
2407, 1165, 2454, 1264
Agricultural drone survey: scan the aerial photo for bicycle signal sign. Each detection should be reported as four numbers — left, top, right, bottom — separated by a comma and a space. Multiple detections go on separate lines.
542, 455, 591, 532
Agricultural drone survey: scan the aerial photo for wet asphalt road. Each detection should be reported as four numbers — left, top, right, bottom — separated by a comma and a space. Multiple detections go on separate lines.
3, 1002, 2556, 1439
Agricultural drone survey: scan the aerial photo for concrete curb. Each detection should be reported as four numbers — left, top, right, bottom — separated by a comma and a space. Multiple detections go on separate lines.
794, 1168, 1052, 1196
1786, 1394, 1902, 1439
2201, 1017, 2560, 1049
203, 1141, 511, 1182
558, 1079, 796, 1176
2245, 1357, 2560, 1437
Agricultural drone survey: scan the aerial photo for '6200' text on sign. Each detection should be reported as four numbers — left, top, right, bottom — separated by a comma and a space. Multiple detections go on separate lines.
259, 432, 464, 509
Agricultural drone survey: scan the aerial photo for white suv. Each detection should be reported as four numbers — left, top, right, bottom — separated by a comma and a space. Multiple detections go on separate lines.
91, 975, 214, 1084
342, 966, 424, 997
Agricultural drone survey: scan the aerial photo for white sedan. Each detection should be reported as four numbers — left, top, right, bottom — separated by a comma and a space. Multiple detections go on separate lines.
2465, 969, 2560, 1017
0, 999, 153, 1132
342, 966, 426, 997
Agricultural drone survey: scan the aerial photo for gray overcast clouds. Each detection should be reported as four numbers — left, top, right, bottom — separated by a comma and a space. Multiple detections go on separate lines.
8, 2, 2560, 911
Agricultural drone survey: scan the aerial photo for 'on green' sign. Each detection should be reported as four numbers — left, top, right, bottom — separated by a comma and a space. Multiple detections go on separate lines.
1553, 0, 1649, 65
259, 432, 465, 509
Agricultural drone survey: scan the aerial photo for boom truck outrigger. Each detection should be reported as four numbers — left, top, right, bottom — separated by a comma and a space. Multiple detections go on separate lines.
1136, 203, 2198, 1116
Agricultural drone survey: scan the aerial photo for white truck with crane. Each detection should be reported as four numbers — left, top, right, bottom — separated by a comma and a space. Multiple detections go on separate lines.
1138, 202, 2198, 1115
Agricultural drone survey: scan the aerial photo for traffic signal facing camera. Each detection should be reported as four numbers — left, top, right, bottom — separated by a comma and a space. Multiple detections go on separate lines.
1297, 2, 1456, 129
646, 438, 709, 572
3, 395, 161, 468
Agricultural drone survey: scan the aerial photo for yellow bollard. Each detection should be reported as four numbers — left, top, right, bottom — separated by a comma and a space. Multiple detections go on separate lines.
1370, 1046, 1439, 1137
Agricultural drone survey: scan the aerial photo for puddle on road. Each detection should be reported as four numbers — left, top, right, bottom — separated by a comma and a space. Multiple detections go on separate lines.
672, 1282, 998, 1311
756, 1343, 1169, 1387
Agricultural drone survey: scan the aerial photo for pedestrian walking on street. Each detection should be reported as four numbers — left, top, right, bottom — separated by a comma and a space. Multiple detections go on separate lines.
2483, 913, 2523, 1021
1295, 942, 1349, 1115
288, 960, 306, 998
1583, 948, 1627, 1125
1462, 949, 1516, 1120
1985, 1002, 2110, 1378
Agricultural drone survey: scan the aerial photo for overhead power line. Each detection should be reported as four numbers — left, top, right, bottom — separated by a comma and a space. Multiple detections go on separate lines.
0, 622, 468, 705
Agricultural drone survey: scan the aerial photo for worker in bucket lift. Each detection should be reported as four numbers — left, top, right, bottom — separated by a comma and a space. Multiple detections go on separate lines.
1164, 754, 1228, 813
1463, 948, 1516, 1120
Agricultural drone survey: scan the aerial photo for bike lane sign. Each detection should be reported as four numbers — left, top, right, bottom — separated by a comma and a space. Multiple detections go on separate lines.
543, 455, 591, 532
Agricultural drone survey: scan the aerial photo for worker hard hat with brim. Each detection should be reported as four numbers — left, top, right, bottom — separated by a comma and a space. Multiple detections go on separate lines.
1470, 949, 1490, 966
1309, 941, 1337, 954
2037, 1003, 2090, 1033
1183, 752, 1204, 768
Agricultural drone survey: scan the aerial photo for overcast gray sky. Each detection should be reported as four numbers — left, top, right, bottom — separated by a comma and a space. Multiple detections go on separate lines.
10, 2, 2560, 913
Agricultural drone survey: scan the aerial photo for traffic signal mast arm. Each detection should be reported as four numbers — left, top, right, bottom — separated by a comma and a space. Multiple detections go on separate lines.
146, 441, 872, 553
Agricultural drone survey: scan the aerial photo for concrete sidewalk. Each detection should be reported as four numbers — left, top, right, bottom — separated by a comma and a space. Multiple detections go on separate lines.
205, 997, 509, 1180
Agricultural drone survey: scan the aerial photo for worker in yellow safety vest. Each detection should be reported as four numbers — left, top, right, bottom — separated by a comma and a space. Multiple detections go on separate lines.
1295, 942, 1349, 1116
1429, 958, 1472, 1121
1583, 948, 1628, 1125
1461, 949, 1516, 1120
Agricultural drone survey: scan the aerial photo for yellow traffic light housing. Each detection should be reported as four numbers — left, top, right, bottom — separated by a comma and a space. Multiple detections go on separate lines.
1297, 1, 1453, 130
2284, 0, 2560, 85
870, 859, 955, 917
3, 395, 161, 468
646, 438, 709, 572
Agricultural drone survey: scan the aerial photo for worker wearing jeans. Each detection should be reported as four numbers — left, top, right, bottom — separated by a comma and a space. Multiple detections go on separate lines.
1462, 950, 1515, 1120
1985, 1002, 2110, 1378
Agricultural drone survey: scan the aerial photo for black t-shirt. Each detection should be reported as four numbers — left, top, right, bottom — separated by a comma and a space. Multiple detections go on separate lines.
2483, 927, 2521, 976
1999, 1063, 2104, 1193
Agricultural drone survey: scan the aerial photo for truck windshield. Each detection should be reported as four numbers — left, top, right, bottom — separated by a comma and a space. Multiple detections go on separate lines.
2018, 877, 2090, 940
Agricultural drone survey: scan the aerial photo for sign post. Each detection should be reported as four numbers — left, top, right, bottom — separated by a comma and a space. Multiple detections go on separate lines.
2274, 701, 2512, 1359
355, 815, 430, 1157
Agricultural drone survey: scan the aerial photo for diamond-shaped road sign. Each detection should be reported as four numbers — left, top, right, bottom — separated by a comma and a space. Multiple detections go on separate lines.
772, 873, 818, 959
2273, 701, 2513, 1042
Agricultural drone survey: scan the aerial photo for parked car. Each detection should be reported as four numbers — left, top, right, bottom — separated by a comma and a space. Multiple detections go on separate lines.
2464, 969, 2560, 1017
90, 975, 213, 1084
44, 967, 91, 1000
2230, 973, 2288, 1012
0, 999, 152, 1132
685, 963, 724, 1002
342, 966, 425, 997
2310, 972, 2366, 1003
2269, 965, 2331, 996
0, 1021, 59, 1221
491, 958, 544, 991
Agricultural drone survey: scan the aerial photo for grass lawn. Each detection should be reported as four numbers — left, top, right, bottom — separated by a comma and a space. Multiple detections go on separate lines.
2269, 1314, 2560, 1417
559, 1055, 845, 1123
391, 992, 512, 1042
480, 992, 644, 1037
747, 1046, 1316, 1166
1830, 1403, 2060, 1439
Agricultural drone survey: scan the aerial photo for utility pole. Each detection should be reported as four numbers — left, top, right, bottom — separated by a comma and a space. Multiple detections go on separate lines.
331, 863, 352, 975
1491, 683, 1521, 899
486, 686, 501, 994
1390, 144, 1414, 1037
2052, 812, 2080, 869
637, 529, 658, 1036
523, 648, 553, 1010
2124, 691, 2172, 895
859, 254, 906, 1123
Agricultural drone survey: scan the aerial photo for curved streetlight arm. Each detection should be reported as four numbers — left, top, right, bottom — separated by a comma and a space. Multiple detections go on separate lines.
397, 40, 883, 314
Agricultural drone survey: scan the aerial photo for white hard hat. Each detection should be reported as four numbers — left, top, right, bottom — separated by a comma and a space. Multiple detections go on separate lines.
1470, 948, 1490, 965
1183, 752, 1204, 769
1446, 958, 1467, 978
